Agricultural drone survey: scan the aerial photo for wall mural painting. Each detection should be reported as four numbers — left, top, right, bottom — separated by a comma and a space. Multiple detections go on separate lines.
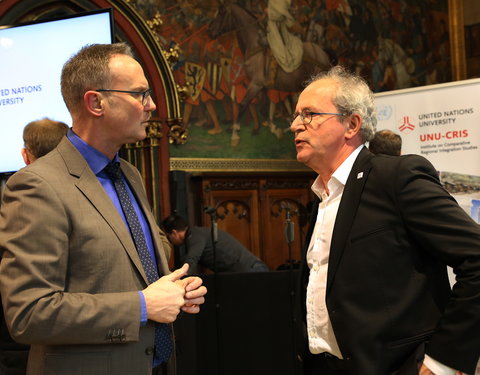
133, 0, 450, 160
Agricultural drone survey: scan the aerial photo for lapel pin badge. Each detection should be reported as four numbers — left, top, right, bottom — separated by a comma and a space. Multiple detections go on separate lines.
357, 172, 363, 179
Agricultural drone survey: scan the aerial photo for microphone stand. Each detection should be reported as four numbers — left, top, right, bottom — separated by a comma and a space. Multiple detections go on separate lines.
204, 206, 218, 272
284, 202, 295, 267
204, 206, 221, 374
283, 202, 298, 374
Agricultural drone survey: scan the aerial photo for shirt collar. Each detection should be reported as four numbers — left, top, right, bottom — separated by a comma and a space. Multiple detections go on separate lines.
67, 129, 119, 175
333, 144, 364, 186
312, 145, 364, 198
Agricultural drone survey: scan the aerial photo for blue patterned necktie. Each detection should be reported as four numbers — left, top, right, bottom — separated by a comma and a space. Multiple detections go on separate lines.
104, 161, 173, 365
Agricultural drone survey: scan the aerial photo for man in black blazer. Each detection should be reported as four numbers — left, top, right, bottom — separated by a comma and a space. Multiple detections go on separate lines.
291, 66, 479, 375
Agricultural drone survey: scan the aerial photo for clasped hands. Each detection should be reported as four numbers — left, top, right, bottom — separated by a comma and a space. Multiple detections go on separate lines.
142, 263, 207, 323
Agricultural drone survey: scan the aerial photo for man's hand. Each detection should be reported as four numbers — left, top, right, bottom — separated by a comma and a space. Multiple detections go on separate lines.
142, 264, 189, 323
419, 363, 435, 375
175, 264, 207, 314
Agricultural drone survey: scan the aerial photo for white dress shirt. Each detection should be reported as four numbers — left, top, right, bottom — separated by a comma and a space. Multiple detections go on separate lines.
306, 145, 362, 358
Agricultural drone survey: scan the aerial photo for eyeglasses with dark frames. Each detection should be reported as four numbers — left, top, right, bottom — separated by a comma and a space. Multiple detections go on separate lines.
95, 88, 152, 106
291, 109, 345, 128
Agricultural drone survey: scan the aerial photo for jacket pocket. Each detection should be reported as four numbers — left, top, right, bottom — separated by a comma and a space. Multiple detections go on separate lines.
386, 330, 434, 349
381, 331, 432, 375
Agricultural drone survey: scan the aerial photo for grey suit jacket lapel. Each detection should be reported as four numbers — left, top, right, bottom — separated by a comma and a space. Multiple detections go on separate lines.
57, 138, 150, 285
326, 147, 372, 294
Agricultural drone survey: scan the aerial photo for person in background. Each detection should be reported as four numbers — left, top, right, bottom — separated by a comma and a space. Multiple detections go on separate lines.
290, 65, 479, 375
0, 43, 206, 375
161, 214, 269, 274
20, 118, 69, 165
0, 118, 68, 375
368, 129, 402, 156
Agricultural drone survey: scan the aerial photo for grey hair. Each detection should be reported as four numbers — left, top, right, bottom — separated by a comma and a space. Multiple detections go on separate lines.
306, 65, 377, 142
61, 43, 134, 116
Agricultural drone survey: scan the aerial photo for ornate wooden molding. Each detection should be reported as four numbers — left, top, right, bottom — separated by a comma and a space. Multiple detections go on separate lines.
262, 181, 311, 190
170, 157, 311, 172
216, 200, 251, 222
270, 199, 301, 218
166, 119, 189, 145
449, 0, 467, 81
204, 180, 260, 192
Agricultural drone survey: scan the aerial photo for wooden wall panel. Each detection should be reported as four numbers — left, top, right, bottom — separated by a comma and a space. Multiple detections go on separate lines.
260, 188, 310, 270
201, 184, 260, 257
199, 175, 314, 270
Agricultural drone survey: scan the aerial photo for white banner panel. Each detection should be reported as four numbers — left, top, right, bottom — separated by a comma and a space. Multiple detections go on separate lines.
374, 79, 480, 220
375, 78, 480, 175
375, 81, 480, 373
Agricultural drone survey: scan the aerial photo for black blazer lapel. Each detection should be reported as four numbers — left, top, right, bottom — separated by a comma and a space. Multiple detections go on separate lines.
326, 147, 373, 294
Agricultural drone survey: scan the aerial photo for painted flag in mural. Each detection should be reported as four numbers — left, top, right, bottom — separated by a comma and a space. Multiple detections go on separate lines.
185, 62, 205, 101
206, 62, 222, 95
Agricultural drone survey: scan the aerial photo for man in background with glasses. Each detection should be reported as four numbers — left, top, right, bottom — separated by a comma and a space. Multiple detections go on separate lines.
291, 66, 479, 375
0, 43, 206, 375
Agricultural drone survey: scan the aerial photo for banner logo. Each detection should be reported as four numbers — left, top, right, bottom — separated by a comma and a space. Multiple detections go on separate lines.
399, 115, 415, 132
377, 105, 393, 121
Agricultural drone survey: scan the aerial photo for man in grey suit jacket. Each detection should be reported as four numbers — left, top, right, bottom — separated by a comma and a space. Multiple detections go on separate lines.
0, 43, 206, 375
291, 66, 479, 374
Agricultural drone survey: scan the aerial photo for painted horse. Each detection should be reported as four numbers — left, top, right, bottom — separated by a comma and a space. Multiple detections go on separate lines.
208, 2, 332, 146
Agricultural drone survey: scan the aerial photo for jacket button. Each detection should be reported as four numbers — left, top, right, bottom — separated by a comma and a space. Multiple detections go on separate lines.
145, 346, 154, 355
